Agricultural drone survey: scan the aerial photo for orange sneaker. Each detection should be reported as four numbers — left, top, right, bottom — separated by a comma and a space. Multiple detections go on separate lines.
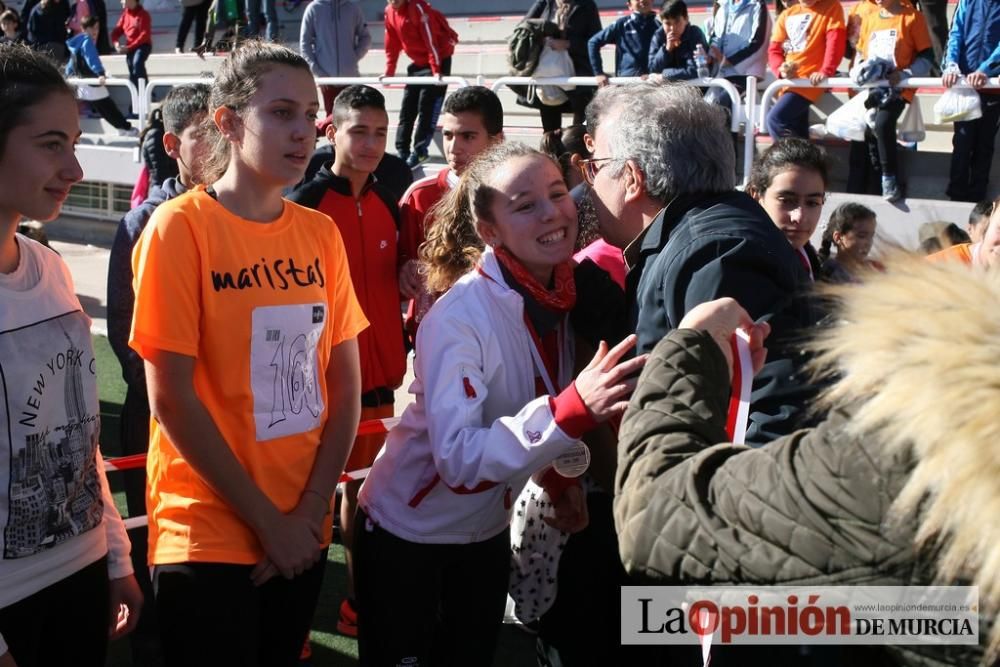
337, 598, 358, 638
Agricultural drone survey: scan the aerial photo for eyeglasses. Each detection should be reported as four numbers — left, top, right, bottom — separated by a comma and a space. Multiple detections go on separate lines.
578, 157, 618, 186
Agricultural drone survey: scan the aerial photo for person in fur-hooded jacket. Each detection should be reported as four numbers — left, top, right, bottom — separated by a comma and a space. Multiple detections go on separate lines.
615, 253, 1000, 665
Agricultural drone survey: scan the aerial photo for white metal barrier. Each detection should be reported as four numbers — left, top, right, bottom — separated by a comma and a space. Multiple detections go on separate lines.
757, 76, 1000, 133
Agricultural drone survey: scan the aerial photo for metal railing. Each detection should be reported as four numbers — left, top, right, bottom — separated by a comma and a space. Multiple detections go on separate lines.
757, 76, 1000, 133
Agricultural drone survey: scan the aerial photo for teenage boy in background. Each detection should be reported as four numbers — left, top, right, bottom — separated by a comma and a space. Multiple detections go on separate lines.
648, 0, 708, 80
397, 85, 504, 342
288, 85, 407, 640
106, 82, 212, 667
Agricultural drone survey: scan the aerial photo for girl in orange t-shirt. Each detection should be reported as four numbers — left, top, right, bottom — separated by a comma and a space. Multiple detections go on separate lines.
852, 0, 934, 202
766, 0, 846, 139
130, 42, 367, 667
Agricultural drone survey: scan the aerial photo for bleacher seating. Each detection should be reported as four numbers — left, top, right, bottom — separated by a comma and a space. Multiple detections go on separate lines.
72, 1, 997, 208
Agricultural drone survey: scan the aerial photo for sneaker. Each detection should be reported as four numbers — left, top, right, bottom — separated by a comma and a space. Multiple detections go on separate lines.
118, 126, 140, 137
406, 152, 429, 169
337, 598, 358, 637
881, 175, 904, 203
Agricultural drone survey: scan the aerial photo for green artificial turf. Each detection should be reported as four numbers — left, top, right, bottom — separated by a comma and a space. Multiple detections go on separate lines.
93, 335, 535, 666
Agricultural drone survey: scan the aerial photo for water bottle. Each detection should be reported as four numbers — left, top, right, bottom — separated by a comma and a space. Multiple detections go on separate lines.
695, 44, 710, 80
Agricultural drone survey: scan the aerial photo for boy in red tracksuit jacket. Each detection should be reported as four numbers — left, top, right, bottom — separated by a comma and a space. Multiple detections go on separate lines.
397, 86, 504, 344
287, 85, 407, 640
110, 0, 151, 88
383, 0, 457, 168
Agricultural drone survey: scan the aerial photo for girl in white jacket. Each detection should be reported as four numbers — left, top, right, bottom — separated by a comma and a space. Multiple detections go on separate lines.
355, 142, 646, 666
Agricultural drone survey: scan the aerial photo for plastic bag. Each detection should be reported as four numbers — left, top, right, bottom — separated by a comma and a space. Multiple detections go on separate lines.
933, 85, 983, 124
825, 91, 870, 142
897, 100, 926, 143
530, 44, 575, 106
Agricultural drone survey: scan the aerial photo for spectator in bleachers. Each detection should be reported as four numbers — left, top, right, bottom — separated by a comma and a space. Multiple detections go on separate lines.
106, 81, 211, 667
942, 0, 1000, 203
69, 0, 111, 53
704, 0, 771, 115
523, 0, 602, 132
850, 0, 934, 203
287, 85, 406, 643
647, 0, 707, 81
27, 0, 69, 61
245, 0, 276, 42
748, 138, 829, 280
66, 16, 138, 135
584, 81, 819, 442
0, 9, 21, 42
765, 0, 846, 139
383, 0, 458, 168
967, 198, 993, 243
299, 0, 370, 118
587, 0, 658, 86
817, 201, 881, 283
175, 0, 210, 54
110, 0, 151, 90
399, 86, 504, 341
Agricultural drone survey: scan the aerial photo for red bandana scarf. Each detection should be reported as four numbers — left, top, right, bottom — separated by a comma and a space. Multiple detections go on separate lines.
494, 247, 577, 312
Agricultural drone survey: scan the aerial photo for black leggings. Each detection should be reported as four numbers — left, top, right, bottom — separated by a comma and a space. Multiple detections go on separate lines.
176, 0, 211, 50
355, 509, 510, 666
0, 556, 109, 667
90, 96, 132, 130
864, 97, 906, 179
153, 553, 327, 667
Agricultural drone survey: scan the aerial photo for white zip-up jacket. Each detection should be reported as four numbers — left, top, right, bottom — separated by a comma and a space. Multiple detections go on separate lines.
710, 0, 771, 80
358, 248, 583, 544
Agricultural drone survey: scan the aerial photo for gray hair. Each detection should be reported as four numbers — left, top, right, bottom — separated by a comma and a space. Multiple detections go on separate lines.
585, 81, 735, 204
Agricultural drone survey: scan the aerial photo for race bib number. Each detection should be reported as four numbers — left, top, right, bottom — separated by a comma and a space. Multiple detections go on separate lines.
250, 303, 325, 441
868, 29, 898, 64
784, 14, 813, 53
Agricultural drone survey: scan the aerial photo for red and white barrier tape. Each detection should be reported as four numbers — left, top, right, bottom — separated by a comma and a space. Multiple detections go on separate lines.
108, 417, 400, 529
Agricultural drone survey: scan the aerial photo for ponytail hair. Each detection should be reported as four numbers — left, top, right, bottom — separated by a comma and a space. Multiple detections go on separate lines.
419, 142, 560, 294
203, 40, 311, 183
820, 202, 876, 260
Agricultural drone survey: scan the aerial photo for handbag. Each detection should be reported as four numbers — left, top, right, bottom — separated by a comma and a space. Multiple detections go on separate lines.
897, 100, 925, 143
528, 43, 575, 107
825, 90, 870, 142
933, 85, 983, 124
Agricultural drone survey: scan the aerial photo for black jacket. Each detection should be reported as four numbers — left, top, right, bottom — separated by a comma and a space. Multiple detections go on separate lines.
141, 125, 179, 190
524, 0, 602, 76
625, 190, 820, 443
106, 177, 188, 392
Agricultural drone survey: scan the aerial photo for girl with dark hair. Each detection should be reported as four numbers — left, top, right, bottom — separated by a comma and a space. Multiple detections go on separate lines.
130, 41, 366, 666
818, 201, 881, 283
748, 137, 830, 279
358, 142, 645, 666
0, 42, 142, 666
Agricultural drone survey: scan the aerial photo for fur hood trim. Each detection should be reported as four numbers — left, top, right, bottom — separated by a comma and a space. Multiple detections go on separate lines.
813, 255, 1000, 657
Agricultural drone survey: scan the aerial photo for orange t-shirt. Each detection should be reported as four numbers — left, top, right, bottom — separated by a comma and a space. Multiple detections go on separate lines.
130, 188, 369, 566
772, 0, 847, 102
855, 0, 932, 102
927, 242, 975, 265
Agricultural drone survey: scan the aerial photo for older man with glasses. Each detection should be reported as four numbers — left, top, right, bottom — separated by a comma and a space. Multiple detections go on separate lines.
581, 81, 821, 444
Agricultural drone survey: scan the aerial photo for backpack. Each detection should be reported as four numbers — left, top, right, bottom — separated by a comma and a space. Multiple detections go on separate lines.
507, 18, 555, 76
